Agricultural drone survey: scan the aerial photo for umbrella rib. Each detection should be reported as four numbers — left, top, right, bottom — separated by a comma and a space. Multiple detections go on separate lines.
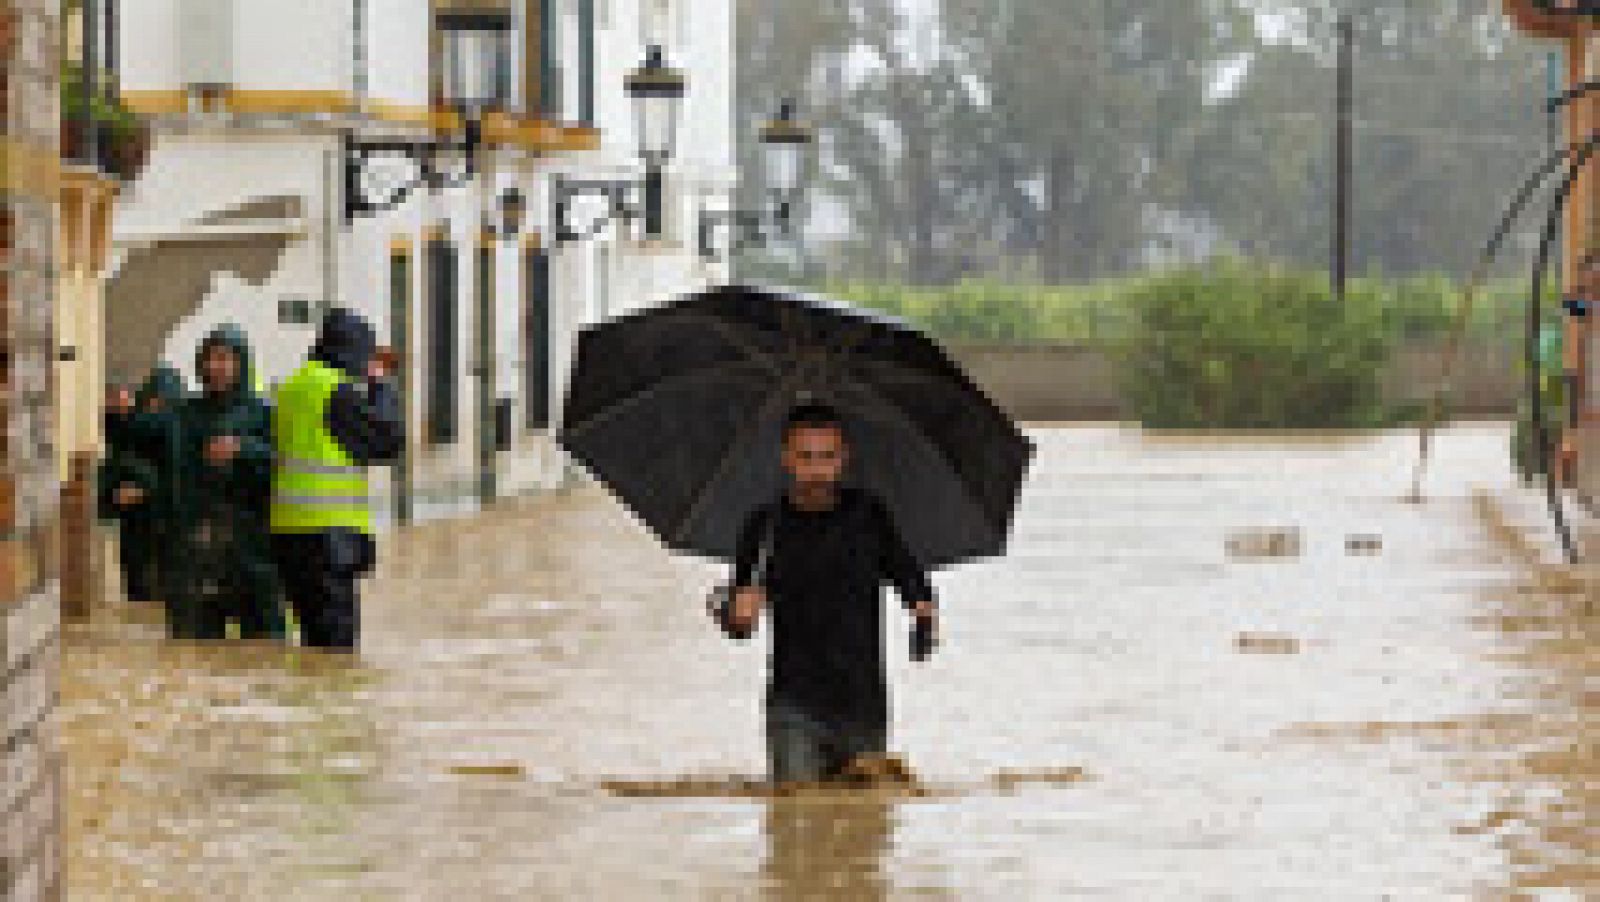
670, 371, 806, 545
559, 358, 775, 443
673, 308, 787, 378
830, 369, 1013, 534
850, 354, 992, 396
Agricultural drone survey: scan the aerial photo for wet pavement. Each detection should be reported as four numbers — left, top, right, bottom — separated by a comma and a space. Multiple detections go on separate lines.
60, 424, 1595, 899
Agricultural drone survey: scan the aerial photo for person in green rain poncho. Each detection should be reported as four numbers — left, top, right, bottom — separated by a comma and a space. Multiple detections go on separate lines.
161, 325, 287, 640
1512, 325, 1568, 482
98, 366, 187, 603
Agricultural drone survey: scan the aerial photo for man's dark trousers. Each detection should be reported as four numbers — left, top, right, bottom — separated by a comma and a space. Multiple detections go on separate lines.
272, 529, 369, 650
767, 695, 888, 784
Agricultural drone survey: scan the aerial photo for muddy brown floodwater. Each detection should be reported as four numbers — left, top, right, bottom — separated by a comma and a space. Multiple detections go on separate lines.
59, 424, 1594, 899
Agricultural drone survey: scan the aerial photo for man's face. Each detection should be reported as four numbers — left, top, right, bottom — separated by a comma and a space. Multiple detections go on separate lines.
200, 345, 240, 394
782, 425, 848, 486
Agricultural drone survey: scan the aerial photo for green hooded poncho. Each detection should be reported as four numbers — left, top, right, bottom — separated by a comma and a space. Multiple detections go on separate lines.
98, 365, 187, 602
160, 325, 285, 640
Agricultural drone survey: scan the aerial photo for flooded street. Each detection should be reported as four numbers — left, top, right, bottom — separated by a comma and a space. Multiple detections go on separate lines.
60, 424, 1594, 899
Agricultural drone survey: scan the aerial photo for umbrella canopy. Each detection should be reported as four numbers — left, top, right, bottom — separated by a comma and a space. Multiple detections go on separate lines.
557, 284, 1034, 568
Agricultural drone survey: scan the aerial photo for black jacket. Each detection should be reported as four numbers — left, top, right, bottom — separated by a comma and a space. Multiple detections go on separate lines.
310, 307, 403, 466
732, 485, 935, 730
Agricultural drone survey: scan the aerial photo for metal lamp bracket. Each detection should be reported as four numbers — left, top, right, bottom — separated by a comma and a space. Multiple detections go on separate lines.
697, 193, 795, 261
552, 176, 645, 243
343, 118, 482, 223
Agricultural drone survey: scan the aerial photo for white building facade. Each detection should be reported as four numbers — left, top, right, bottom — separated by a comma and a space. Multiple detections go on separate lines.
110, 0, 736, 519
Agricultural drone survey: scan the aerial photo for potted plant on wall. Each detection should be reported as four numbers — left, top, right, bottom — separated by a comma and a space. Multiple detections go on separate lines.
61, 61, 151, 181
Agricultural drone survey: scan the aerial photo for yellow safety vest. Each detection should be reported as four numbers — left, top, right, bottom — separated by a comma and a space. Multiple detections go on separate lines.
270, 360, 373, 534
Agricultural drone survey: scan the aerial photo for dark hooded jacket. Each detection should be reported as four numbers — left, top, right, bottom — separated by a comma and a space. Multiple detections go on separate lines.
160, 325, 282, 635
98, 366, 186, 523
176, 324, 275, 517
309, 307, 403, 466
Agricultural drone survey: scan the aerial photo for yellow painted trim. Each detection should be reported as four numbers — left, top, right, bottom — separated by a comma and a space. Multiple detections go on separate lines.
365, 99, 433, 126
58, 166, 118, 195
0, 139, 63, 200
122, 91, 601, 151
482, 112, 601, 152
122, 89, 188, 114
228, 90, 357, 114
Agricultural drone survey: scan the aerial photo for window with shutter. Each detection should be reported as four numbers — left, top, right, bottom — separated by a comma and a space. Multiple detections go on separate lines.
427, 236, 459, 445
577, 0, 595, 126
524, 247, 552, 430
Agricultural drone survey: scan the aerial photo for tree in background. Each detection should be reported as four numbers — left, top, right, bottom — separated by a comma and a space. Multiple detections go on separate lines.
735, 0, 1554, 287
1181, 0, 1549, 276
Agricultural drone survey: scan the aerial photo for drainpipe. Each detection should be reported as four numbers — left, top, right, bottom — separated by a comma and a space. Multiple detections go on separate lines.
106, 0, 118, 101
324, 146, 339, 314
353, 0, 367, 108
82, 0, 100, 165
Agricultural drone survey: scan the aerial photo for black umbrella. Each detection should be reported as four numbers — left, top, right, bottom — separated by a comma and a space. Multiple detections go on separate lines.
556, 284, 1034, 569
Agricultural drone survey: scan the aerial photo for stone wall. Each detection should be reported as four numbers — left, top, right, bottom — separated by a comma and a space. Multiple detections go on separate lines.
945, 340, 1523, 423
2, 1, 62, 900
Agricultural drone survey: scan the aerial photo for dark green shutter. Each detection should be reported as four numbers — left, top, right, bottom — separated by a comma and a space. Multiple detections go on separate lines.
427, 236, 458, 445
390, 250, 413, 523
538, 0, 560, 119
524, 247, 551, 430
578, 0, 594, 127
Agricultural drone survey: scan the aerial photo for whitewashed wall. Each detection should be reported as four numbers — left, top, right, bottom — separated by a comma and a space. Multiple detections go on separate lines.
233, 1, 353, 94
118, 0, 179, 93
114, 0, 738, 504
364, 0, 431, 109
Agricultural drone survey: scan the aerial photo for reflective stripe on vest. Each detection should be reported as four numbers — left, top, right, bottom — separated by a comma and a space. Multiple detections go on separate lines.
270, 360, 374, 534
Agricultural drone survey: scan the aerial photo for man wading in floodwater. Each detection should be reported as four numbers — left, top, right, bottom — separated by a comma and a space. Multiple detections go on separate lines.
726, 403, 939, 785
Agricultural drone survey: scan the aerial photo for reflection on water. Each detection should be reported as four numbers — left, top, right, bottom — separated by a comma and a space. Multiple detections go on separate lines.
59, 424, 1594, 898
763, 795, 896, 901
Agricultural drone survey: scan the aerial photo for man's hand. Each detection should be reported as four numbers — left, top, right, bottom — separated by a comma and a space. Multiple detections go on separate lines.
910, 602, 938, 662
204, 435, 241, 466
730, 586, 765, 633
113, 484, 144, 507
368, 348, 395, 381
108, 388, 135, 415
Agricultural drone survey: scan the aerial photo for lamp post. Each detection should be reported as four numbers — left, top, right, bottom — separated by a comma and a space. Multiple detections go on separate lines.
553, 45, 686, 244
343, 13, 525, 239
698, 98, 816, 261
627, 44, 686, 239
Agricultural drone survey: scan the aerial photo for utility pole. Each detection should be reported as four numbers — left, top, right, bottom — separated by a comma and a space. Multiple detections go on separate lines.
1550, 51, 1563, 286
1333, 13, 1352, 301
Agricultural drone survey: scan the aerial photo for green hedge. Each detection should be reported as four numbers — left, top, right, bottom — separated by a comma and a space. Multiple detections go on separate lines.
829, 269, 1538, 348
1111, 262, 1393, 428
828, 263, 1555, 429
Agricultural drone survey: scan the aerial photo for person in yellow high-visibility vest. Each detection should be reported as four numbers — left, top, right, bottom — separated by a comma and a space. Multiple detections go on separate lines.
270, 307, 403, 650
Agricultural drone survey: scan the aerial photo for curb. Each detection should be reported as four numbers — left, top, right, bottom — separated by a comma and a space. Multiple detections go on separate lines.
1470, 486, 1600, 602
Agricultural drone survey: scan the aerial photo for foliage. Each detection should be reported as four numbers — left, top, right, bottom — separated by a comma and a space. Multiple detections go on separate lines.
61, 60, 140, 142
830, 267, 1537, 350
736, 1, 1552, 286
828, 279, 1130, 344
1109, 259, 1396, 428
829, 261, 1563, 429
1510, 325, 1567, 480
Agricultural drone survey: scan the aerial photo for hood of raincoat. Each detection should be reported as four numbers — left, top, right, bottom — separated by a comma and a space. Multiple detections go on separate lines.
134, 365, 186, 410
195, 324, 259, 405
310, 307, 376, 380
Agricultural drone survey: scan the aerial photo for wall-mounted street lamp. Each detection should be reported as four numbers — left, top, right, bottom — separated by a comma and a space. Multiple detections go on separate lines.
343, 11, 526, 239
698, 99, 816, 261
552, 45, 686, 244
